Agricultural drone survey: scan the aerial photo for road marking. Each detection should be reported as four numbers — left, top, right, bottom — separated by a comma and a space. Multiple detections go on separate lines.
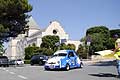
0, 68, 28, 80
18, 75, 28, 80
2, 68, 6, 70
16, 67, 24, 69
5, 69, 9, 72
9, 72, 15, 74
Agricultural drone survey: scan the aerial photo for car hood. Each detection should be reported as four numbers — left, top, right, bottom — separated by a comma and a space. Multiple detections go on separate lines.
47, 57, 65, 63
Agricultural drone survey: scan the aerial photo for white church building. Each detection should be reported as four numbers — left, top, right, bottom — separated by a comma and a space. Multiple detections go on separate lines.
5, 17, 81, 60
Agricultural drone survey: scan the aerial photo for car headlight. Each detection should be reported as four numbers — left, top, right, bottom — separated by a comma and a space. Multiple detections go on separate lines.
57, 61, 60, 64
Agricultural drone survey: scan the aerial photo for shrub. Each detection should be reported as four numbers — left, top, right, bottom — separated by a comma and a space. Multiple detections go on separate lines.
24, 60, 30, 64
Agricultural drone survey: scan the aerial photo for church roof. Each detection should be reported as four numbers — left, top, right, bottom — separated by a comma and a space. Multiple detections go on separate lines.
27, 17, 40, 30
28, 28, 46, 38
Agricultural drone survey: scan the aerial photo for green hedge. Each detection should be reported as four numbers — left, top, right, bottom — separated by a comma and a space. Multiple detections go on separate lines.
24, 60, 30, 64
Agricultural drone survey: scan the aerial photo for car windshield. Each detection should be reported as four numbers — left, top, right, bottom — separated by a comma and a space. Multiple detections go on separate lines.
31, 55, 45, 59
52, 53, 67, 57
17, 59, 22, 61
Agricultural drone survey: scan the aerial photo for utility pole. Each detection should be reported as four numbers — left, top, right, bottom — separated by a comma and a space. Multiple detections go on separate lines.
86, 35, 91, 59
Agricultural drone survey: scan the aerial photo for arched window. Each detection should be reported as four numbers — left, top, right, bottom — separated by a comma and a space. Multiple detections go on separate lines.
53, 29, 58, 34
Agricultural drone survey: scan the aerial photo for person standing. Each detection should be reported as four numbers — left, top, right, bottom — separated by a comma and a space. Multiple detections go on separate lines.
113, 38, 120, 78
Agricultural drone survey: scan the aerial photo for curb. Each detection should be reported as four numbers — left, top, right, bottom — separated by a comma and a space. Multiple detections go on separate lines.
83, 59, 115, 64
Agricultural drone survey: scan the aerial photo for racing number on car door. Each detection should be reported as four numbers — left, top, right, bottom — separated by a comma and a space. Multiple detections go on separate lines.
68, 52, 76, 67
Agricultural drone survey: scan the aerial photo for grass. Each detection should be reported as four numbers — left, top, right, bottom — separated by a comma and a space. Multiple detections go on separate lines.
103, 53, 115, 59
24, 60, 30, 64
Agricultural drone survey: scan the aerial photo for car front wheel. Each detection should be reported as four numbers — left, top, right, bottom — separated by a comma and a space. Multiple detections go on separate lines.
65, 64, 70, 71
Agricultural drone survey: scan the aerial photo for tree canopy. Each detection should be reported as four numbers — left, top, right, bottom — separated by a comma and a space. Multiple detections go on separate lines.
41, 35, 60, 51
0, 0, 32, 43
25, 45, 39, 60
77, 44, 88, 59
67, 44, 76, 50
110, 29, 120, 38
86, 26, 110, 52
59, 43, 76, 51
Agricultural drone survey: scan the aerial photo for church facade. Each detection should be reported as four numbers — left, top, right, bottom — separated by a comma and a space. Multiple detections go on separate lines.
5, 17, 81, 60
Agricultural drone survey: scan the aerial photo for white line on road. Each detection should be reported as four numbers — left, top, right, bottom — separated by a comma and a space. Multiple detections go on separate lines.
0, 67, 28, 80
18, 75, 28, 80
5, 69, 9, 72
2, 68, 6, 70
9, 72, 15, 74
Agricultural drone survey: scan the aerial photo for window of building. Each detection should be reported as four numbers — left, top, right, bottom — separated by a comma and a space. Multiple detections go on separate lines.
53, 29, 57, 34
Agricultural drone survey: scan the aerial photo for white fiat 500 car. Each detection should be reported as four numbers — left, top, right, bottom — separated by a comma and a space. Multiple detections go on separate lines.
44, 50, 83, 71
16, 59, 24, 65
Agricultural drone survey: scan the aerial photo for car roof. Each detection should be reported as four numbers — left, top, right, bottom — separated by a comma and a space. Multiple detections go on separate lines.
32, 54, 46, 57
54, 50, 74, 55
0, 56, 8, 58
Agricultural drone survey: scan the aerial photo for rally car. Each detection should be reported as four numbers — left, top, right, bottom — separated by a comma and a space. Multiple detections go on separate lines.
44, 50, 83, 71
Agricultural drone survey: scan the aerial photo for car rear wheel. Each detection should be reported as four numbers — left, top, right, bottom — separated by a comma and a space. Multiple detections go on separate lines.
3, 65, 8, 67
44, 68, 49, 71
30, 62, 34, 66
79, 62, 83, 68
65, 64, 70, 71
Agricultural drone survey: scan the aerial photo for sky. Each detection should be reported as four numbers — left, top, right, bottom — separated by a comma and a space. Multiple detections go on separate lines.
29, 0, 120, 40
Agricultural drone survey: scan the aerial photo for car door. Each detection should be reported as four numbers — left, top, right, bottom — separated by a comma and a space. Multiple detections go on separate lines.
68, 51, 76, 67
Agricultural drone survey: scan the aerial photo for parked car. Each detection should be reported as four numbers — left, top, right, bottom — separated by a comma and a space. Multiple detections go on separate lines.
16, 59, 24, 65
9, 59, 24, 66
44, 50, 83, 71
30, 54, 48, 66
9, 60, 16, 65
0, 56, 9, 67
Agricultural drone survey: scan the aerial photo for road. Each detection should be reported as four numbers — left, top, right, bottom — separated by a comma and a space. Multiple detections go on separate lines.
0, 60, 119, 80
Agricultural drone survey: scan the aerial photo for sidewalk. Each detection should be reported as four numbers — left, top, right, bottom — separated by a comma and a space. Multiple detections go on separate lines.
83, 58, 115, 64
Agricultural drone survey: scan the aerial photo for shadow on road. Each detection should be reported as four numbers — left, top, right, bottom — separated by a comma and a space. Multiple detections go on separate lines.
89, 73, 117, 78
44, 67, 82, 72
90, 60, 116, 66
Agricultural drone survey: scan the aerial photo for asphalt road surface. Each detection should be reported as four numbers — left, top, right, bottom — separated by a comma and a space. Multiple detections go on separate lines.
0, 60, 119, 80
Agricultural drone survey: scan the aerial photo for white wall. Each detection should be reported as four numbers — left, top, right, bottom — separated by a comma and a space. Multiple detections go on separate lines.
42, 21, 69, 40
